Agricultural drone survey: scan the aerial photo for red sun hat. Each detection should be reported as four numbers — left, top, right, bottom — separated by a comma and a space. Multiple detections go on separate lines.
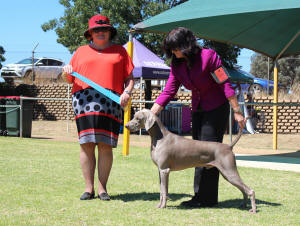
84, 15, 117, 40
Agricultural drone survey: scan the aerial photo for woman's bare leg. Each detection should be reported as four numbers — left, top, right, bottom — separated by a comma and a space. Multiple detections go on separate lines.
80, 142, 96, 194
97, 142, 113, 195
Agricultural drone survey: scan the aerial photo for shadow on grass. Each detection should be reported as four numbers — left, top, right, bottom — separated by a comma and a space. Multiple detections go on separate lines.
112, 193, 281, 212
111, 192, 191, 202
30, 137, 52, 140
170, 198, 281, 211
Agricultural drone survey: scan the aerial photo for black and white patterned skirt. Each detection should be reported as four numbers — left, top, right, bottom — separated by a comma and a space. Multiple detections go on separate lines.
72, 87, 122, 147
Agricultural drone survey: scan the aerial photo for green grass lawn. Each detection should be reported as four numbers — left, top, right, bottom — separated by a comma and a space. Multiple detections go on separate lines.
0, 137, 299, 225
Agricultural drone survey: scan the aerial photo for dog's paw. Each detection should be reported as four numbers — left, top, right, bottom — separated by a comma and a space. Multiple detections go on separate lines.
249, 208, 256, 213
156, 203, 166, 208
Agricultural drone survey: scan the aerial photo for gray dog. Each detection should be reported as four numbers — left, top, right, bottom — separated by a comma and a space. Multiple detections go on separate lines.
125, 109, 256, 213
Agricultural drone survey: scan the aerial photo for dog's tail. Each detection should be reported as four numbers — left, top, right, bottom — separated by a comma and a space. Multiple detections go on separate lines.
229, 117, 250, 148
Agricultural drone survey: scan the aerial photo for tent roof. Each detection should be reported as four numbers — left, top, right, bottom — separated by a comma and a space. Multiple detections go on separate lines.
123, 38, 170, 79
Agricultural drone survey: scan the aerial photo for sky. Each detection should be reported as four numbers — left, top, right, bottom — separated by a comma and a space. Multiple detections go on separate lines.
1, 0, 254, 72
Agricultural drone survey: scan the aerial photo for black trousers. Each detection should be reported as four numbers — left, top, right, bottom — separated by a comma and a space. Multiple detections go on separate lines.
192, 102, 229, 205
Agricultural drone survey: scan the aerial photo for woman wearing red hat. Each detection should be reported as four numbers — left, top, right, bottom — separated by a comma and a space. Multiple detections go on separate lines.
62, 15, 134, 201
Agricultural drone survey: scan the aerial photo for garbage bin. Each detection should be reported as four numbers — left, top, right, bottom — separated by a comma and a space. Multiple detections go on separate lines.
1, 96, 33, 137
0, 98, 7, 135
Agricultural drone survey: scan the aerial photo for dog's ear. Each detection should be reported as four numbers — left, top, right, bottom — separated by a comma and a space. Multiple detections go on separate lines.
144, 111, 156, 131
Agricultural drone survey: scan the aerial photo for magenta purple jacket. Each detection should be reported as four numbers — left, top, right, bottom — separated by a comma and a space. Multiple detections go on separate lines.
155, 48, 235, 112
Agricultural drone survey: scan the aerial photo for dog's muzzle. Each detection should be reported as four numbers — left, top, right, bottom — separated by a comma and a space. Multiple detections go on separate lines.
125, 121, 139, 132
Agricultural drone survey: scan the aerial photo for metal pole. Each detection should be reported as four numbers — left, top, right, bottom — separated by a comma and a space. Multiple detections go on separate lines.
273, 61, 278, 150
123, 32, 133, 156
275, 31, 300, 62
229, 106, 232, 144
139, 77, 142, 136
31, 43, 39, 83
67, 84, 70, 133
267, 57, 270, 94
20, 97, 23, 138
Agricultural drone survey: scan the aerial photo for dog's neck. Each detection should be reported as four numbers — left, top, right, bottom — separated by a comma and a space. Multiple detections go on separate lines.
147, 121, 164, 147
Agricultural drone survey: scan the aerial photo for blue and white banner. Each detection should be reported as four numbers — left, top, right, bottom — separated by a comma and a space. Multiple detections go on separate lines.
70, 72, 121, 105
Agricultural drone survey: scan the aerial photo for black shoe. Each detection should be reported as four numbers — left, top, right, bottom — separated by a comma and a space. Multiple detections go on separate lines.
97, 192, 110, 201
180, 196, 201, 207
80, 192, 95, 200
180, 196, 217, 208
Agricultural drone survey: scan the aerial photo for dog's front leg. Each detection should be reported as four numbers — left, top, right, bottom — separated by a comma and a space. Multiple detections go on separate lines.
157, 168, 170, 208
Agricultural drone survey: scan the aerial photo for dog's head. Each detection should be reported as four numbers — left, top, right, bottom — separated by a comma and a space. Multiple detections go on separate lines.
125, 109, 156, 132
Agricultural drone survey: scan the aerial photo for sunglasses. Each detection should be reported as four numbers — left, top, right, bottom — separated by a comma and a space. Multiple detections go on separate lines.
92, 27, 111, 33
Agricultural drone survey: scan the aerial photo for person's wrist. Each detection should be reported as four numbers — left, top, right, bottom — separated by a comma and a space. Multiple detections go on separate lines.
123, 90, 131, 96
233, 107, 242, 115
61, 72, 69, 82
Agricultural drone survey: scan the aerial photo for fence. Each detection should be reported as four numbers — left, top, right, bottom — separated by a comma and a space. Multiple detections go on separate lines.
131, 100, 191, 134
0, 84, 299, 135
1, 96, 299, 148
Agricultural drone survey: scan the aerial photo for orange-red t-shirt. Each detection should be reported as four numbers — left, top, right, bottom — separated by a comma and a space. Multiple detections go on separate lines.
67, 44, 134, 94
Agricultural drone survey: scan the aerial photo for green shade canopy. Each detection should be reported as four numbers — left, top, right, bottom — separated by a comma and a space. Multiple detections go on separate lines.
227, 68, 254, 84
133, 0, 300, 59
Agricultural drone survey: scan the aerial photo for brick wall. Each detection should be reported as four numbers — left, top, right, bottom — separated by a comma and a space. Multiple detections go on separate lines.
33, 84, 73, 120
1, 84, 299, 133
137, 89, 300, 134
251, 96, 300, 133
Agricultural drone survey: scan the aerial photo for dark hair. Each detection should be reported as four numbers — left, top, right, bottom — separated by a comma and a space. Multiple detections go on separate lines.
163, 27, 201, 68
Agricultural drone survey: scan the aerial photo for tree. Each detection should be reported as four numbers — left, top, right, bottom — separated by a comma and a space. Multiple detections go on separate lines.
277, 56, 300, 86
250, 54, 271, 78
201, 40, 241, 69
42, 0, 241, 65
42, 0, 171, 55
158, 0, 188, 6
250, 53, 300, 86
0, 46, 5, 69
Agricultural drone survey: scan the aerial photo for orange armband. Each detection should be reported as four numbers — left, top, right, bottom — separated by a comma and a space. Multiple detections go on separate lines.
211, 66, 229, 84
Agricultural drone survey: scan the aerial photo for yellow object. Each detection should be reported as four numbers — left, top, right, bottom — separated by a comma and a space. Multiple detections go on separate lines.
273, 63, 278, 150
122, 36, 133, 156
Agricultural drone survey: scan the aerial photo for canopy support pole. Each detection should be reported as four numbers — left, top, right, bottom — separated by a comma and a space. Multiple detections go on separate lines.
275, 31, 300, 61
123, 32, 133, 156
139, 77, 143, 136
272, 61, 278, 150
272, 31, 299, 150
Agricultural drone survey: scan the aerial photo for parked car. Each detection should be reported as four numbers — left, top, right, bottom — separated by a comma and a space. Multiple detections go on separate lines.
0, 75, 5, 83
1, 57, 65, 81
240, 77, 285, 95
